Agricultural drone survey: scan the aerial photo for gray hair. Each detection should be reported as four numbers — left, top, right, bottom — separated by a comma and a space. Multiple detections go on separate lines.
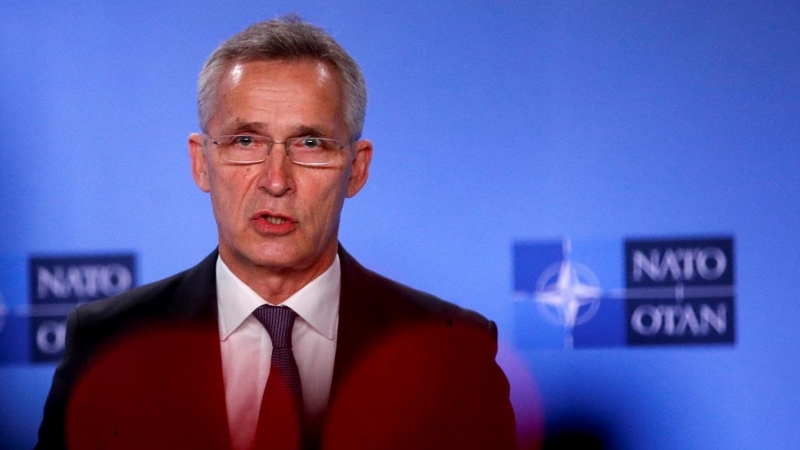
197, 15, 367, 140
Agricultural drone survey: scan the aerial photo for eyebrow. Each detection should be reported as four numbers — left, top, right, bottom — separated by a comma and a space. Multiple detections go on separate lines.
219, 121, 333, 138
218, 120, 268, 135
290, 125, 330, 138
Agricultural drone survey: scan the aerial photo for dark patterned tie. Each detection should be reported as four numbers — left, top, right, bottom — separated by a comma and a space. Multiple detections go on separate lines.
253, 305, 303, 449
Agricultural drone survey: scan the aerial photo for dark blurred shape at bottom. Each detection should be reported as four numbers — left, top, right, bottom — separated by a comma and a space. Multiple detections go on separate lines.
541, 415, 615, 450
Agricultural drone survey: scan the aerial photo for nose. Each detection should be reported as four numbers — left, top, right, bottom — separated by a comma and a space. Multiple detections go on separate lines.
257, 142, 294, 196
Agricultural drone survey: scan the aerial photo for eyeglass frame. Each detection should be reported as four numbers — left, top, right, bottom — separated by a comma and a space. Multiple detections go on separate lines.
202, 133, 353, 167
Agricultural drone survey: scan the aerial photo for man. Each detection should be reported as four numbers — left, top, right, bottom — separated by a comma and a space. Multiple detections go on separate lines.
37, 16, 516, 450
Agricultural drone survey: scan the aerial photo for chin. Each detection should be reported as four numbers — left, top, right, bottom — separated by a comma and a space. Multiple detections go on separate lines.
250, 249, 303, 270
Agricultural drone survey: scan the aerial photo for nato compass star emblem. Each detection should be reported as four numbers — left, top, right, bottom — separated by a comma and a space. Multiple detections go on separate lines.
534, 240, 602, 349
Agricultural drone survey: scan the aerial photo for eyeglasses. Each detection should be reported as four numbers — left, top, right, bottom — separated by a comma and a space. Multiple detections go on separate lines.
206, 134, 350, 166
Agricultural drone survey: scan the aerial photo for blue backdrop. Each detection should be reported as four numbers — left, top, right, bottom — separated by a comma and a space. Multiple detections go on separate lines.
2, 1, 799, 448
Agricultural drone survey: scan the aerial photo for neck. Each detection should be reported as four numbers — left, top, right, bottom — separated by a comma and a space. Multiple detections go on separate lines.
219, 245, 338, 304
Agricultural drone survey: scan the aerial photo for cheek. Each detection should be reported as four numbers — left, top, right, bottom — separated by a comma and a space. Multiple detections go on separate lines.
302, 173, 349, 220
208, 167, 257, 215
239, 166, 255, 181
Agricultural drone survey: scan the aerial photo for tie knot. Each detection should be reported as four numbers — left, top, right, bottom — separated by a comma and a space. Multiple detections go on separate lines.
253, 305, 298, 349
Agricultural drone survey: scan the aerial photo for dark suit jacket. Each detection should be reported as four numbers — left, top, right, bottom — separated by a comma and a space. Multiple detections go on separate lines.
36, 247, 516, 449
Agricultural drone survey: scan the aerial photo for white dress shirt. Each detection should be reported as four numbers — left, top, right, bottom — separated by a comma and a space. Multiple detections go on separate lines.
216, 255, 340, 450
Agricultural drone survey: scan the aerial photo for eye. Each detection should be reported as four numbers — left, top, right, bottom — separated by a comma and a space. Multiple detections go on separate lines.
233, 135, 257, 147
297, 137, 324, 149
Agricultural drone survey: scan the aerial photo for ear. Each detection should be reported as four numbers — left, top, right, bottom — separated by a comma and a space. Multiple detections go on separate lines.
346, 139, 373, 198
189, 133, 211, 193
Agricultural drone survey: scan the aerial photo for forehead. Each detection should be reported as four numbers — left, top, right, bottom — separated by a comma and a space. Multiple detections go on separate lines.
223, 57, 337, 84
208, 59, 346, 134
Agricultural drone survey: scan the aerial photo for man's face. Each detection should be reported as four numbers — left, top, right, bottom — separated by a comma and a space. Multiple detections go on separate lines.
189, 59, 371, 286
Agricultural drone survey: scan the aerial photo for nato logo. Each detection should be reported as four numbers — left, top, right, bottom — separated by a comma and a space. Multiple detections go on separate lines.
26, 254, 136, 363
514, 238, 625, 349
514, 236, 735, 349
625, 238, 735, 345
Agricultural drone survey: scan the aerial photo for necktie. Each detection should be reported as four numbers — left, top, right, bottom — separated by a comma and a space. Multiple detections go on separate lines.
253, 305, 303, 449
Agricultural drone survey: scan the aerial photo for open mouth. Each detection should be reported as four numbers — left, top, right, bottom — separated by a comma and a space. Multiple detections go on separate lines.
264, 215, 287, 225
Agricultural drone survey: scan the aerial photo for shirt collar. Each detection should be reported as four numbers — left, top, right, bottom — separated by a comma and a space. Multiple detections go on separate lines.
216, 254, 340, 341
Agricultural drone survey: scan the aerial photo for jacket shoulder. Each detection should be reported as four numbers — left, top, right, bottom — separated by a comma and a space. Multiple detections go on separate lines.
338, 248, 496, 337
369, 268, 493, 328
35, 253, 215, 450
71, 269, 187, 336
71, 249, 218, 342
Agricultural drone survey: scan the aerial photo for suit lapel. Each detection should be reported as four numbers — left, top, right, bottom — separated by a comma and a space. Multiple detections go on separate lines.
331, 247, 375, 396
166, 249, 219, 323
331, 246, 410, 399
166, 249, 231, 449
